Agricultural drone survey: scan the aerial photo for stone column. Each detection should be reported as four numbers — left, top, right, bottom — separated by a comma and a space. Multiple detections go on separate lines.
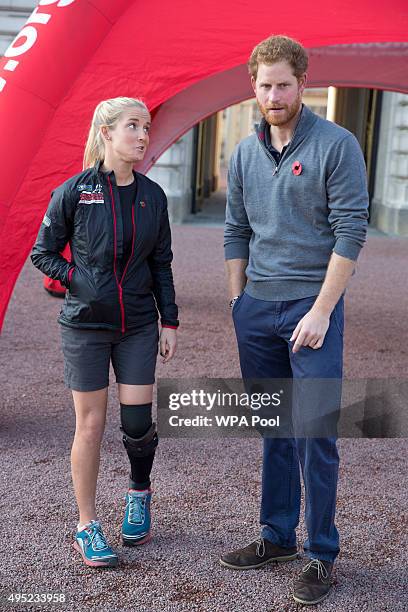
147, 129, 195, 224
371, 92, 408, 236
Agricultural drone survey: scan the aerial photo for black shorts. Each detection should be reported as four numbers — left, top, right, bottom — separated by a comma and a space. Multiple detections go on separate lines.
60, 322, 159, 392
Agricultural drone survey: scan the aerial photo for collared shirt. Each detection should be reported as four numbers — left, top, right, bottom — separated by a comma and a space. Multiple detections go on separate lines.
263, 122, 288, 165
263, 107, 304, 164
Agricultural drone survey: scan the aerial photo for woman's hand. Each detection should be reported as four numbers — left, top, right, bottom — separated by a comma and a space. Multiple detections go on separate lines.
160, 328, 177, 363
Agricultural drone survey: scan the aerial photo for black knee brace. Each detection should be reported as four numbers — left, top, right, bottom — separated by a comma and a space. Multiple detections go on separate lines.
121, 423, 158, 458
120, 402, 152, 439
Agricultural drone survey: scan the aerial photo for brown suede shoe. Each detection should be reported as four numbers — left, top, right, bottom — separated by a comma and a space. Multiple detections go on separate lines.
219, 536, 298, 570
292, 558, 333, 605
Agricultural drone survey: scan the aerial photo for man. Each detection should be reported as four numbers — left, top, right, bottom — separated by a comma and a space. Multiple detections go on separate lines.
221, 35, 368, 606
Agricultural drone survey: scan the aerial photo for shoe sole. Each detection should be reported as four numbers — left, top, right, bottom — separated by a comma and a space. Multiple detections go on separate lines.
122, 532, 152, 547
72, 542, 119, 568
219, 552, 298, 570
292, 590, 331, 606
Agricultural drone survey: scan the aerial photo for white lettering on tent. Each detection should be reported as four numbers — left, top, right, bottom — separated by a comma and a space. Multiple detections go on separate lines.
5, 26, 38, 58
0, 1, 75, 94
4, 60, 19, 72
26, 8, 52, 26
39, 0, 75, 6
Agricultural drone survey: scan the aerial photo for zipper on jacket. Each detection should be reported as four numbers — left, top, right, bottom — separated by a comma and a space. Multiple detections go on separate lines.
259, 136, 290, 175
118, 285, 125, 332
257, 109, 303, 175
107, 176, 136, 333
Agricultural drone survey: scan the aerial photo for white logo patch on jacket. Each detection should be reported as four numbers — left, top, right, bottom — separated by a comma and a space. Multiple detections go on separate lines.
79, 187, 105, 205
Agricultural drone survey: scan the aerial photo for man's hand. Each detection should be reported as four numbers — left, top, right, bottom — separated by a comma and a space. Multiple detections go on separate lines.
289, 252, 355, 353
160, 328, 177, 363
290, 308, 330, 353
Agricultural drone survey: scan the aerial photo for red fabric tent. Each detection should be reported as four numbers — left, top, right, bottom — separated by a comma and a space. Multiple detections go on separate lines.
0, 0, 407, 330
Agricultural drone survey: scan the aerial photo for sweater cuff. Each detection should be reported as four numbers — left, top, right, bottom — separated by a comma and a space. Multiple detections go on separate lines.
224, 241, 250, 261
161, 321, 179, 329
333, 238, 363, 262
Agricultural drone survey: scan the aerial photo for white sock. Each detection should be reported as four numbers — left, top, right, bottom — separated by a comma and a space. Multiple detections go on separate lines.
77, 520, 95, 532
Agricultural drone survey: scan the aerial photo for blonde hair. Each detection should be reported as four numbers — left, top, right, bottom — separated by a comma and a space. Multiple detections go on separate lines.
248, 35, 308, 81
83, 97, 150, 169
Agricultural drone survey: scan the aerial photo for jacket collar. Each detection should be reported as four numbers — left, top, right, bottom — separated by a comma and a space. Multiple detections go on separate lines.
94, 159, 104, 174
93, 160, 138, 186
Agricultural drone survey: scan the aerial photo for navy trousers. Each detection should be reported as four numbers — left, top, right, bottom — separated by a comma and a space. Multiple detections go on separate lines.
232, 291, 344, 562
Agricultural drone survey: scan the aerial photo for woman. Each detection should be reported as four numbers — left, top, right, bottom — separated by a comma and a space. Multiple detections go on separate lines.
31, 97, 178, 568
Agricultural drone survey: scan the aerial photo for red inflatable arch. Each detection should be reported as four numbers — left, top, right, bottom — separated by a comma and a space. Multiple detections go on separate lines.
0, 0, 407, 330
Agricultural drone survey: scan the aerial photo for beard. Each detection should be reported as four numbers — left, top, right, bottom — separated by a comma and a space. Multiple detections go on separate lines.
258, 91, 302, 127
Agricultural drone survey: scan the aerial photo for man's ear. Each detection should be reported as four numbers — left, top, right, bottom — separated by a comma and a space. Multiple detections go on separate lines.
298, 72, 307, 94
251, 76, 257, 96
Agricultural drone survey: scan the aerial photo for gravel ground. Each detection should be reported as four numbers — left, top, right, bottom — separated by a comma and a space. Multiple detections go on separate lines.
0, 225, 407, 612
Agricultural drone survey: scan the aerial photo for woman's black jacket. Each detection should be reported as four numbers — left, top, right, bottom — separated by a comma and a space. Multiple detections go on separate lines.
31, 161, 179, 331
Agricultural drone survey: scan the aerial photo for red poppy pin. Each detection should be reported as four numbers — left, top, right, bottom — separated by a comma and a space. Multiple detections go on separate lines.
292, 161, 302, 176
140, 201, 146, 208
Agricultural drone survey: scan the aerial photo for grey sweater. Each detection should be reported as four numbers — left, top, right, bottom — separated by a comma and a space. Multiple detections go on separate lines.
224, 104, 369, 301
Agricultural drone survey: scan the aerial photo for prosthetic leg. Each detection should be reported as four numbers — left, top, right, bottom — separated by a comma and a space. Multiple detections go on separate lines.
120, 423, 158, 546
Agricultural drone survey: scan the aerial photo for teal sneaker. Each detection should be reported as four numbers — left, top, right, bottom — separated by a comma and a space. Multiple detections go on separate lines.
122, 488, 152, 546
73, 520, 118, 568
